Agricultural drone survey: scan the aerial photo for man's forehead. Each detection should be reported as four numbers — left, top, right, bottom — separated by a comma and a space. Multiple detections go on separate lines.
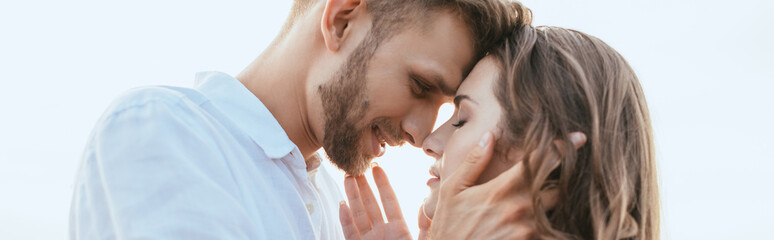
424, 70, 459, 97
378, 11, 475, 98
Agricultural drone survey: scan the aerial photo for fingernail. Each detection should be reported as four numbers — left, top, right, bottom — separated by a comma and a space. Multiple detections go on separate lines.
340, 200, 346, 206
570, 133, 585, 144
371, 161, 379, 168
478, 132, 491, 147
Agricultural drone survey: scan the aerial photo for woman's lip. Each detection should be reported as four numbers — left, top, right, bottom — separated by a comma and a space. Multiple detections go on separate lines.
429, 168, 440, 178
428, 167, 440, 186
426, 177, 440, 186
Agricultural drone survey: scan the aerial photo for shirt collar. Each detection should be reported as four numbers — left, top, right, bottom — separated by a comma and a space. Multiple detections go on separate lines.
193, 71, 296, 159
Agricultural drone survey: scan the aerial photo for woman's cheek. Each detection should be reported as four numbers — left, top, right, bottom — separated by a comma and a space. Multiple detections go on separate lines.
440, 131, 478, 178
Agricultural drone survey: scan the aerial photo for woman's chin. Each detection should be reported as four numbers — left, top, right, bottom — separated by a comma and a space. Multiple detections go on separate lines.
422, 200, 436, 220
422, 191, 439, 220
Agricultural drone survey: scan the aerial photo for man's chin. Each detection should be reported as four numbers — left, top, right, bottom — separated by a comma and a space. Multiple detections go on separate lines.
342, 163, 371, 176
329, 153, 374, 176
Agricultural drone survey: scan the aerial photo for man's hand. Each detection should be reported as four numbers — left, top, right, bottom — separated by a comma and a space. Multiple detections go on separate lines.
430, 131, 586, 240
339, 166, 412, 240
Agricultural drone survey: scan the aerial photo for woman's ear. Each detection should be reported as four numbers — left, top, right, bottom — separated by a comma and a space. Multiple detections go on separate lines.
320, 0, 364, 52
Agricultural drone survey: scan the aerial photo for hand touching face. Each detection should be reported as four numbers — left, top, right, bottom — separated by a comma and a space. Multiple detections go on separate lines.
421, 56, 511, 219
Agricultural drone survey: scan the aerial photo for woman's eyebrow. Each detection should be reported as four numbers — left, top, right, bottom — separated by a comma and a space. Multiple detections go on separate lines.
453, 95, 471, 108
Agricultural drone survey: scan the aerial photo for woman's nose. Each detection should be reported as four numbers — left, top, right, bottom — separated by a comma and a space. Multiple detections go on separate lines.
422, 126, 447, 160
424, 147, 441, 160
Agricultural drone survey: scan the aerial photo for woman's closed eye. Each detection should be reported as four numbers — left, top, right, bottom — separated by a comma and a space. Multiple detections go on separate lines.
451, 120, 466, 128
451, 109, 467, 128
451, 95, 472, 128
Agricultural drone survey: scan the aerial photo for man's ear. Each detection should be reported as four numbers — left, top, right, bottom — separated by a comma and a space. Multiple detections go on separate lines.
321, 0, 363, 52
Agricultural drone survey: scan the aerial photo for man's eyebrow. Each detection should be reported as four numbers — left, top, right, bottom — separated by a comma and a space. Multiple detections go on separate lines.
429, 74, 456, 97
453, 95, 471, 108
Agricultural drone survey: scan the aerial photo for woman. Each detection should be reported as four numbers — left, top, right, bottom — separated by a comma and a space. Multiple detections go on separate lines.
340, 10, 660, 240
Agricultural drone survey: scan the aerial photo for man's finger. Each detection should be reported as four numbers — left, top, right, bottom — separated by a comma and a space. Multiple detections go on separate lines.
355, 174, 385, 224
549, 132, 586, 162
344, 176, 372, 232
339, 201, 362, 240
488, 131, 588, 196
443, 131, 495, 195
538, 189, 560, 211
372, 166, 404, 222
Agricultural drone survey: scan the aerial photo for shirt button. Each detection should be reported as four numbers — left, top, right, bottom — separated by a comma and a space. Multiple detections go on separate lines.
306, 204, 315, 214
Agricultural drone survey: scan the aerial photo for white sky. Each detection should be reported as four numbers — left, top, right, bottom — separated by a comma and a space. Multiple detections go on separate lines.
1, 0, 772, 239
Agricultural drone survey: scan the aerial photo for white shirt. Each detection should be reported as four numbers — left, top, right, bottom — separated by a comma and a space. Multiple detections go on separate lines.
70, 72, 345, 239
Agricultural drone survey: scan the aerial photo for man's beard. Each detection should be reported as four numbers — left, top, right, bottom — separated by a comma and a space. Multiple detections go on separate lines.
318, 33, 402, 176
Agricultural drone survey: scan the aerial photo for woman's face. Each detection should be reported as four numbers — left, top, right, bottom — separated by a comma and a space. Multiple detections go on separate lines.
421, 56, 514, 219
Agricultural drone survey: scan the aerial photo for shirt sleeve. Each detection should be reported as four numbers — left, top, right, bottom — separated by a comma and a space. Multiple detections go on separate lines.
70, 90, 265, 239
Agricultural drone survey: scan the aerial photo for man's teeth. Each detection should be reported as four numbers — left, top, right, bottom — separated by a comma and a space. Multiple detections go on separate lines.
375, 127, 386, 144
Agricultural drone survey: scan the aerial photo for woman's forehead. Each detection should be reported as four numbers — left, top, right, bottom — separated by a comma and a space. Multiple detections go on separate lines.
457, 56, 500, 96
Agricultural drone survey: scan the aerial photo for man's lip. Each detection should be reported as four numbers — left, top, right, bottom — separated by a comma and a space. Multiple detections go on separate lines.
371, 127, 385, 157
376, 125, 397, 147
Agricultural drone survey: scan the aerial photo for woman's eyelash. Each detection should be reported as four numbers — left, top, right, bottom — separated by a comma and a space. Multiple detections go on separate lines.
451, 120, 466, 128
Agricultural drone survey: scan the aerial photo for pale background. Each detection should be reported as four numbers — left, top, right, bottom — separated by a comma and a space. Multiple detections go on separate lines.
1, 0, 772, 239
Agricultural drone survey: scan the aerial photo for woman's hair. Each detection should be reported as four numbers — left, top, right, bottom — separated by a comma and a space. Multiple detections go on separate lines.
491, 15, 660, 239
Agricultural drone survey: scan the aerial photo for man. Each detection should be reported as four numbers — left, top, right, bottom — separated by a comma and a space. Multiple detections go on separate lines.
70, 0, 524, 239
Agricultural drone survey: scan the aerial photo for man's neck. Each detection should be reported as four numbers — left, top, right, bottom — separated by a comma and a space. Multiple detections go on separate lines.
236, 37, 323, 166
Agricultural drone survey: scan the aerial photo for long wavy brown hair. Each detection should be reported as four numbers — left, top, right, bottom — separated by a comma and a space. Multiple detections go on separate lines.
491, 10, 660, 240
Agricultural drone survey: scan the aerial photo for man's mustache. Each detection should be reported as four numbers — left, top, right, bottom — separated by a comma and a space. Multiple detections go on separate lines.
371, 118, 406, 146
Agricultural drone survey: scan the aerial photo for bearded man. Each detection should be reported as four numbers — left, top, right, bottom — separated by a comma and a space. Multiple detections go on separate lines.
70, 0, 530, 239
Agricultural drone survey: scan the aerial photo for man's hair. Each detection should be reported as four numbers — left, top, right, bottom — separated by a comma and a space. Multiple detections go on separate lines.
283, 0, 531, 59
